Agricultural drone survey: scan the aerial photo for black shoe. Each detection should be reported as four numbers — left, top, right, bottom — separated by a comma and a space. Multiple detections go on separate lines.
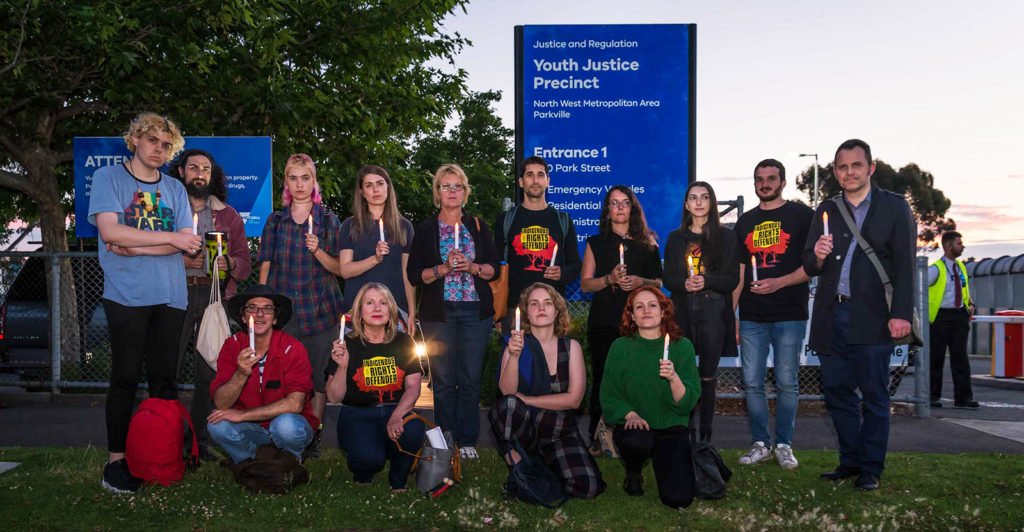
101, 459, 141, 494
855, 472, 880, 491
954, 400, 980, 409
303, 430, 322, 461
820, 465, 861, 481
623, 473, 644, 496
929, 400, 942, 408
198, 445, 220, 463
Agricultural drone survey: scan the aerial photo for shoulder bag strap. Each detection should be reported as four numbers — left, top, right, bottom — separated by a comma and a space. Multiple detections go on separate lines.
502, 207, 518, 261
831, 197, 894, 309
209, 257, 222, 304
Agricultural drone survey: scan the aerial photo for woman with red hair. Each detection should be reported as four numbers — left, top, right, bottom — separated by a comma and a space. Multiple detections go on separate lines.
600, 286, 700, 509
256, 153, 344, 457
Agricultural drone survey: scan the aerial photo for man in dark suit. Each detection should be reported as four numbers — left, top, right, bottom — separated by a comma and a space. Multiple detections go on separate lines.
803, 139, 915, 491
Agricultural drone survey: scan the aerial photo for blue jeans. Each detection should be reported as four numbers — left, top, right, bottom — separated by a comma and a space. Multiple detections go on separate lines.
740, 320, 805, 446
420, 302, 492, 446
208, 413, 313, 463
819, 301, 891, 476
336, 404, 426, 489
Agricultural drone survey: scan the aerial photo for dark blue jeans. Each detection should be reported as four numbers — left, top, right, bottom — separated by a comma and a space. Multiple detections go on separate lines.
819, 301, 891, 476
336, 404, 426, 489
420, 302, 493, 446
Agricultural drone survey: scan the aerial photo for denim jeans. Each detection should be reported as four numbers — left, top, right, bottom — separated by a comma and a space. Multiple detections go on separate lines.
208, 413, 313, 463
336, 404, 426, 489
740, 320, 806, 446
420, 302, 493, 446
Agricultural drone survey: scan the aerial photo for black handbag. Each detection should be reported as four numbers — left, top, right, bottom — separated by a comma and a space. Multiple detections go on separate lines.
504, 439, 568, 508
690, 429, 731, 500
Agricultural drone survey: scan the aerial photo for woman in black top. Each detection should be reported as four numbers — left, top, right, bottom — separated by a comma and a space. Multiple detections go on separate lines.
663, 181, 738, 442
580, 185, 663, 451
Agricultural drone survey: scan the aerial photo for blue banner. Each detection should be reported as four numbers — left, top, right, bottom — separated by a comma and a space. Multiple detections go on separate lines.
517, 24, 695, 254
73, 136, 273, 238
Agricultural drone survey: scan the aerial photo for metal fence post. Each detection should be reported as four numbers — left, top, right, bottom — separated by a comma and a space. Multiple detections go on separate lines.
914, 256, 930, 417
49, 253, 61, 398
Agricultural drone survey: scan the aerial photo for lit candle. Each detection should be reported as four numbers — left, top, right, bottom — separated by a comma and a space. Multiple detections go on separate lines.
378, 218, 385, 242
663, 333, 670, 361
514, 307, 521, 332
192, 213, 198, 236
414, 342, 426, 358
339, 315, 346, 345
454, 222, 460, 250
750, 255, 759, 282
618, 243, 624, 266
822, 212, 830, 237
308, 215, 313, 235
216, 233, 223, 257
687, 255, 695, 277
248, 315, 255, 353
550, 244, 558, 267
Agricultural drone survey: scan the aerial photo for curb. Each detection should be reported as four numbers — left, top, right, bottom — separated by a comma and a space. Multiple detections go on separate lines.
971, 374, 1024, 391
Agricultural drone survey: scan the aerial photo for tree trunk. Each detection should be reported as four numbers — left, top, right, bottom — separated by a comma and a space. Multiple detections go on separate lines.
36, 173, 82, 368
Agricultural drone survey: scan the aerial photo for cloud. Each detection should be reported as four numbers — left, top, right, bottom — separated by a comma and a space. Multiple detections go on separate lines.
1008, 174, 1024, 180
948, 204, 1024, 241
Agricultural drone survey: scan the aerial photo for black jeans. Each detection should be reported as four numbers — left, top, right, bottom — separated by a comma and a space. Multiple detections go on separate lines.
687, 291, 726, 441
613, 425, 695, 509
177, 283, 214, 446
930, 307, 974, 403
586, 326, 620, 438
104, 299, 185, 453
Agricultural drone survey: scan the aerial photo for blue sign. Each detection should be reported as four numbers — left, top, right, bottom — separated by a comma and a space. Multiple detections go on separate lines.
73, 136, 273, 238
517, 24, 696, 253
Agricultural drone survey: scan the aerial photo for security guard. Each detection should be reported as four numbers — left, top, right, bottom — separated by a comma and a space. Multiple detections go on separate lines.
928, 231, 978, 409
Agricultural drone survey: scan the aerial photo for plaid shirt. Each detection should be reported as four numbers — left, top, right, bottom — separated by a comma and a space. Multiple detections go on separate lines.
257, 203, 345, 336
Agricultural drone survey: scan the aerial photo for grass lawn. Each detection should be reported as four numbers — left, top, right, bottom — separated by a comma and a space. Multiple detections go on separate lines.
1, 447, 1021, 530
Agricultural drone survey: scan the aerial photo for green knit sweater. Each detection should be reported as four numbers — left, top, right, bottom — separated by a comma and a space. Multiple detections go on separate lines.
600, 334, 700, 429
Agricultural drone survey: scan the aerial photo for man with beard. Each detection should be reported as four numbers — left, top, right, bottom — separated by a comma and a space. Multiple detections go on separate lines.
493, 156, 581, 333
172, 148, 252, 461
732, 159, 813, 469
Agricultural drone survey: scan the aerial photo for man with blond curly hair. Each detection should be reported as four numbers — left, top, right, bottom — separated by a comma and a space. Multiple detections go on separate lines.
88, 112, 203, 494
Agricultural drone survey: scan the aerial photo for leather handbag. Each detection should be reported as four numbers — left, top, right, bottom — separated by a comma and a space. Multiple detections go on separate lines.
196, 260, 231, 370
831, 198, 924, 346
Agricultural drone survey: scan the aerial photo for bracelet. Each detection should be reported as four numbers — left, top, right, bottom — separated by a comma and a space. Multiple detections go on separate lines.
432, 265, 440, 279
604, 274, 612, 287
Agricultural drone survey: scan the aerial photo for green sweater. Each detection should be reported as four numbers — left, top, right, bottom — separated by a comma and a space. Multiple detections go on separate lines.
600, 334, 700, 429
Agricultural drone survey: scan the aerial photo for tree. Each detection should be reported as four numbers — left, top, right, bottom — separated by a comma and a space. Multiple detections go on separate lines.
0, 0, 470, 363
795, 160, 955, 251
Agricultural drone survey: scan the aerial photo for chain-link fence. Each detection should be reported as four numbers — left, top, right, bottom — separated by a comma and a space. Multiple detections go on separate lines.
0, 251, 927, 411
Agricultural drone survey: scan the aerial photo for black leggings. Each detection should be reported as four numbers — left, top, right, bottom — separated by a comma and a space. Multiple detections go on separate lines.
104, 299, 184, 453
613, 425, 695, 509
687, 291, 726, 441
586, 327, 620, 438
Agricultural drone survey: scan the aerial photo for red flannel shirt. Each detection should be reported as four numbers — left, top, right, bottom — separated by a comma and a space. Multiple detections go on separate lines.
210, 330, 318, 429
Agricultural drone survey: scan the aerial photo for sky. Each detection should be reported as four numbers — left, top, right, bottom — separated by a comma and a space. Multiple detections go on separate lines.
438, 0, 1024, 260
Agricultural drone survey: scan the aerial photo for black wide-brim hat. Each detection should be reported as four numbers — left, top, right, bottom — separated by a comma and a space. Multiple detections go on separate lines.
226, 284, 293, 329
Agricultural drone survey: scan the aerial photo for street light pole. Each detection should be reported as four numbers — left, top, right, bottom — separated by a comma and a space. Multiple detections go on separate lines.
799, 153, 819, 207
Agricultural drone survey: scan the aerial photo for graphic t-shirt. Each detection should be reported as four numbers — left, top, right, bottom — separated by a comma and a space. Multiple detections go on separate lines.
338, 217, 415, 313
324, 333, 421, 407
87, 163, 192, 310
734, 201, 814, 322
495, 206, 580, 308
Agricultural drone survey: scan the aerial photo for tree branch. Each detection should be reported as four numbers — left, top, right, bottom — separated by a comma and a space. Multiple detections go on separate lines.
0, 0, 31, 77
0, 167, 32, 195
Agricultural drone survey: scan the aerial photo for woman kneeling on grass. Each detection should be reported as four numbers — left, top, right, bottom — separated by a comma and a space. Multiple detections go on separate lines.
325, 283, 425, 493
600, 286, 700, 509
488, 283, 605, 499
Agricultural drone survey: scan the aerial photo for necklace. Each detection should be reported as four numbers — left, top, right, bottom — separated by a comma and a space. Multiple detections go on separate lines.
123, 161, 161, 212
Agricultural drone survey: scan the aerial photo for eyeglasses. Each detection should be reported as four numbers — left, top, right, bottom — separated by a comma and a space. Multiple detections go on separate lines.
440, 184, 466, 193
244, 305, 276, 316
609, 200, 632, 209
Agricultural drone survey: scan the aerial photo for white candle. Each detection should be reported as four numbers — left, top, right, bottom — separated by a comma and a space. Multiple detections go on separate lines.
414, 342, 426, 358
248, 315, 255, 353
378, 218, 385, 242
750, 255, 759, 282
514, 307, 521, 332
216, 233, 223, 257
454, 222, 460, 250
192, 213, 198, 236
663, 333, 670, 361
550, 244, 558, 266
822, 212, 830, 237
618, 243, 624, 266
687, 255, 695, 277
339, 315, 346, 345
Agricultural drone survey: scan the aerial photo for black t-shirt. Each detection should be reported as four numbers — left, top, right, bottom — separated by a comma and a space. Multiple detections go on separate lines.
494, 206, 580, 308
735, 201, 814, 322
324, 333, 421, 407
586, 232, 663, 329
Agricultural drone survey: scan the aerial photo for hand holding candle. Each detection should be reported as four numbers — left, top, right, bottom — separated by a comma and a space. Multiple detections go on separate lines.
514, 307, 521, 332
619, 243, 625, 266
378, 218, 385, 242
192, 213, 199, 236
454, 222, 460, 250
662, 333, 670, 361
248, 315, 256, 354
750, 255, 759, 282
339, 315, 347, 345
822, 212, 830, 237
549, 244, 558, 267
307, 215, 313, 235
687, 255, 695, 277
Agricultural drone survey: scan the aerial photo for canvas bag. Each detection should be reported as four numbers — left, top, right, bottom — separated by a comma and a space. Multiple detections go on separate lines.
196, 259, 231, 370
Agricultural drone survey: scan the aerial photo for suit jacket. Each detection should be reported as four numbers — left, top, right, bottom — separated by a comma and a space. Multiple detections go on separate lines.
802, 185, 915, 353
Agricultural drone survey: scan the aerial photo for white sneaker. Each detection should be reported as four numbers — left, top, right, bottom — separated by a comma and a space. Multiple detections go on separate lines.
738, 441, 772, 465
460, 446, 479, 460
774, 444, 799, 469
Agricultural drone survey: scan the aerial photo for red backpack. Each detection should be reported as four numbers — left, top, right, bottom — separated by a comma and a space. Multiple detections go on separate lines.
125, 398, 199, 486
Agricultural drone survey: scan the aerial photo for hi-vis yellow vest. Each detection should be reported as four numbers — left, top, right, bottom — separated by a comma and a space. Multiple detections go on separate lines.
928, 259, 971, 323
